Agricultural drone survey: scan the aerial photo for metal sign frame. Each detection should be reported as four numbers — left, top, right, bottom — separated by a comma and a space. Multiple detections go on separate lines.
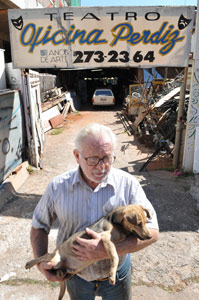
8, 6, 195, 69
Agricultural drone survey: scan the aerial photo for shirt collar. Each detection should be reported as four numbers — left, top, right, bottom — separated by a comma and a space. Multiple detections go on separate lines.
72, 167, 82, 185
72, 166, 116, 191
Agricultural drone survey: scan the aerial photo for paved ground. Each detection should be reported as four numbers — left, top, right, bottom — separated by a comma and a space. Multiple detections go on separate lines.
0, 107, 199, 300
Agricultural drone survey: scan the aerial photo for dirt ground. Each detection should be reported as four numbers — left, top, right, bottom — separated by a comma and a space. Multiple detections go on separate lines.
0, 107, 199, 300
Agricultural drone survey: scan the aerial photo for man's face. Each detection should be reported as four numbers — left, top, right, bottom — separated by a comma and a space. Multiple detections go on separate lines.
73, 134, 114, 189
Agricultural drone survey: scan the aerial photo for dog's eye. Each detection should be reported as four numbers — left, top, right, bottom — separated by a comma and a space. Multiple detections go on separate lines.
138, 223, 142, 227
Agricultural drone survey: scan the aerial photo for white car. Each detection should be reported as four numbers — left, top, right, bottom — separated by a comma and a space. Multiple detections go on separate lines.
92, 89, 115, 106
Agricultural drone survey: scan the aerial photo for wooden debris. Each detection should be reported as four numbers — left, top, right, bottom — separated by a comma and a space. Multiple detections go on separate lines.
41, 94, 66, 112
49, 114, 64, 128
153, 87, 180, 108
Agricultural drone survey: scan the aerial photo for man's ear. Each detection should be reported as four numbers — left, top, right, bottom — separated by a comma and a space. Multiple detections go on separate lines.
73, 149, 80, 164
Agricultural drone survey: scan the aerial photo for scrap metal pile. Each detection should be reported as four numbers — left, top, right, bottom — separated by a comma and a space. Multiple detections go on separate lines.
118, 70, 189, 171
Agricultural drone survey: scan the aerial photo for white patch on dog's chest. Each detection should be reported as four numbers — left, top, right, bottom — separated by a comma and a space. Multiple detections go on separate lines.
51, 250, 61, 265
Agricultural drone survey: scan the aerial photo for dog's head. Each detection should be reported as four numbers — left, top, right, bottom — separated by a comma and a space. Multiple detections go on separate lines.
111, 204, 152, 240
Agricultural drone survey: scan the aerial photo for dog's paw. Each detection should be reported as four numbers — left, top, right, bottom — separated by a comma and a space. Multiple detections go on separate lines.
25, 259, 39, 269
56, 269, 75, 280
56, 269, 65, 280
109, 276, 116, 285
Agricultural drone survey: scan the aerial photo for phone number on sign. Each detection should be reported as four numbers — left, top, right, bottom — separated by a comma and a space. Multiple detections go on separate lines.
73, 50, 155, 64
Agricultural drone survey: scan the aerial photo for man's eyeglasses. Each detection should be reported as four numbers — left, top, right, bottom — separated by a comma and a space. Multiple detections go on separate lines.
80, 154, 116, 166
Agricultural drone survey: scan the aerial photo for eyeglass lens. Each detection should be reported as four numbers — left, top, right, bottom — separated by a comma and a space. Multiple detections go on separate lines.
87, 156, 114, 166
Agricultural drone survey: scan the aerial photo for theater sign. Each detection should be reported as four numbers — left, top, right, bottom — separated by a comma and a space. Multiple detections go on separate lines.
8, 6, 194, 69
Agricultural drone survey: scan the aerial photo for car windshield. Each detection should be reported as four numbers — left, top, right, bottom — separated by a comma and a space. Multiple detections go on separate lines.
95, 90, 113, 96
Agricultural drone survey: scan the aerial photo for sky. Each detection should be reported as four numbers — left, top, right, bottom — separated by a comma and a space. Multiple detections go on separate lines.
81, 0, 197, 6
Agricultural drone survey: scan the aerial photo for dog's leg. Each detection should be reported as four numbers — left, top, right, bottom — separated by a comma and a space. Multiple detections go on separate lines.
25, 253, 54, 269
101, 231, 119, 285
26, 248, 63, 270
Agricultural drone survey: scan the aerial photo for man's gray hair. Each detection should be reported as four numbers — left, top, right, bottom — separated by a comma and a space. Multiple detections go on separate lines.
74, 123, 117, 152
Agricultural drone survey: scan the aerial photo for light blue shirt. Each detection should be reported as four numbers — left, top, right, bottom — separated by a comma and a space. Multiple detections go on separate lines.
32, 167, 158, 281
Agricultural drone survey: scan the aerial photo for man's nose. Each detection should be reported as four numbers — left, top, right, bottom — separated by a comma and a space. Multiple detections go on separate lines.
97, 159, 106, 168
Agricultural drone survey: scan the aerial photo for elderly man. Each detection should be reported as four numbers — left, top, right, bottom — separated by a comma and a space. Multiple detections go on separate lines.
30, 123, 159, 300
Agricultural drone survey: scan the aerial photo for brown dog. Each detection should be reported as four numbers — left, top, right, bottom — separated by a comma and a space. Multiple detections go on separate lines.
25, 204, 151, 300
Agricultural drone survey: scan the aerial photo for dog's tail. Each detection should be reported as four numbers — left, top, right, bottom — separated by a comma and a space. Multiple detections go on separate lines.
58, 281, 66, 300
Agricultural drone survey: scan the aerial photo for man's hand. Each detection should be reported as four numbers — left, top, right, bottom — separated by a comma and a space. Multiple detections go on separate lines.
72, 228, 108, 261
37, 262, 63, 282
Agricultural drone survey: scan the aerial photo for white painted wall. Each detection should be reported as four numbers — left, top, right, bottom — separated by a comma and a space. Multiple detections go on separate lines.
0, 49, 6, 89
8, 0, 43, 8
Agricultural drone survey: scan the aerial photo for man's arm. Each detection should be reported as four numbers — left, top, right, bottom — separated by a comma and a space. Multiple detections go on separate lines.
30, 227, 48, 257
72, 228, 159, 261
116, 228, 159, 255
30, 227, 61, 282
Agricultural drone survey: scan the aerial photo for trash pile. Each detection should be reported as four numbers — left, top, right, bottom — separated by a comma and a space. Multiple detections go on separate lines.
119, 70, 190, 171
41, 89, 77, 132
39, 74, 78, 132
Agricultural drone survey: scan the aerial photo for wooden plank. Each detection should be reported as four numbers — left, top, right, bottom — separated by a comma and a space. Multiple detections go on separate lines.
49, 114, 64, 128
62, 102, 71, 118
41, 94, 66, 112
133, 106, 148, 128
42, 105, 60, 132
153, 87, 180, 108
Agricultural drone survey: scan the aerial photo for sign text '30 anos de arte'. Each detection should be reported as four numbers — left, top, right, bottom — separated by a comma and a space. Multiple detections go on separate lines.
8, 6, 194, 69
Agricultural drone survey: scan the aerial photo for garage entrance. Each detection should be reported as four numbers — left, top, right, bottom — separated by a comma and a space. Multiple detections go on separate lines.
6, 5, 196, 172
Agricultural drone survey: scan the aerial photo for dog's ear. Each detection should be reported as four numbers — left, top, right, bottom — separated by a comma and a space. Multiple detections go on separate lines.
141, 206, 151, 219
111, 207, 125, 224
126, 212, 138, 225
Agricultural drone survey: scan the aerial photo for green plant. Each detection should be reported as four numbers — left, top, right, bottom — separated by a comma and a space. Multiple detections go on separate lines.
27, 165, 34, 174
3, 278, 59, 288
158, 167, 174, 172
50, 128, 63, 135
182, 171, 194, 177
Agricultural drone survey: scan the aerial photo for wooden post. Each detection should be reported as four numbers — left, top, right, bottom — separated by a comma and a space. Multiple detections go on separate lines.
183, 2, 199, 173
173, 67, 188, 169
